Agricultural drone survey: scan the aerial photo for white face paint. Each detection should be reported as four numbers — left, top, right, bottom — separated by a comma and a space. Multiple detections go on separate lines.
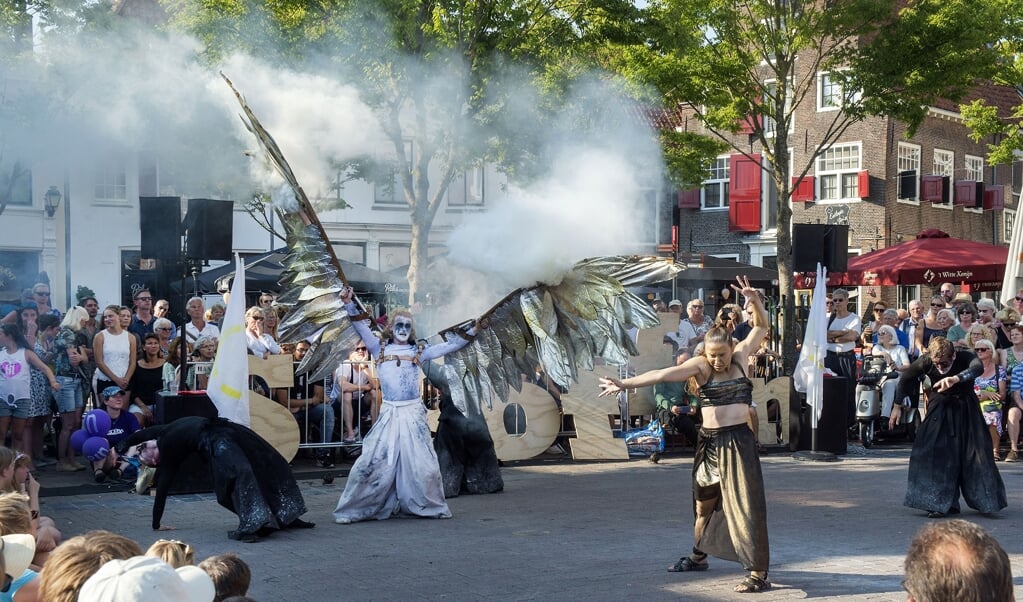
393, 319, 413, 344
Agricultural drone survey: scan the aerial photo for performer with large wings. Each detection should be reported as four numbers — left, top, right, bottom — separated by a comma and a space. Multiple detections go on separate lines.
222, 73, 685, 518
333, 287, 480, 523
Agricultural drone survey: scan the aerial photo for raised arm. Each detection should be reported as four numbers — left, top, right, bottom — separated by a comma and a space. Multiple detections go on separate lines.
340, 287, 380, 358
732, 276, 768, 363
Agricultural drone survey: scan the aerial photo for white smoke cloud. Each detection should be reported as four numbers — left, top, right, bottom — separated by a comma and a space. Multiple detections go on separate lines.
446, 146, 649, 288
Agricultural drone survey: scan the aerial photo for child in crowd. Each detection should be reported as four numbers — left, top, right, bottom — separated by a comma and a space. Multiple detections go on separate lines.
146, 539, 195, 569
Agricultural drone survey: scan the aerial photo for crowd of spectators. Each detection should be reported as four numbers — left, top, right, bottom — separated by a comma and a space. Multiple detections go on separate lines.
0, 463, 256, 600
0, 283, 381, 480
659, 283, 1023, 457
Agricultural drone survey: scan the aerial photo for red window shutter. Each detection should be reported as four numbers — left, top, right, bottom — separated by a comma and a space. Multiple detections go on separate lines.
954, 180, 976, 206
857, 170, 870, 199
791, 176, 815, 202
974, 182, 987, 208
677, 188, 700, 209
921, 175, 949, 203
737, 114, 761, 134
984, 185, 1005, 211
728, 153, 762, 233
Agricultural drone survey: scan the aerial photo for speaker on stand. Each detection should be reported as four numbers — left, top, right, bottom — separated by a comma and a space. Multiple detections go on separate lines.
184, 199, 234, 261
140, 197, 183, 261
793, 224, 849, 272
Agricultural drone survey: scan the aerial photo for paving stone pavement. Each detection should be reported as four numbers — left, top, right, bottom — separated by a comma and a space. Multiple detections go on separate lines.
37, 446, 1023, 601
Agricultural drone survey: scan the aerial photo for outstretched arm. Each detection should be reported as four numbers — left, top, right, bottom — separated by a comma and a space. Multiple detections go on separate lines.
420, 326, 478, 362
117, 424, 171, 454
599, 355, 708, 397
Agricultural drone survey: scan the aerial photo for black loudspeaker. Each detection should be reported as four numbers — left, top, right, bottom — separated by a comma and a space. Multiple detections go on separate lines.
792, 224, 849, 272
140, 197, 182, 260
154, 392, 218, 493
185, 199, 233, 260
791, 377, 850, 455
155, 391, 219, 425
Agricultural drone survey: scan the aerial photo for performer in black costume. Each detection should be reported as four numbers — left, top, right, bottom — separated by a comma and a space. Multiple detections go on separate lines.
892, 337, 1006, 517
598, 276, 770, 594
118, 416, 314, 542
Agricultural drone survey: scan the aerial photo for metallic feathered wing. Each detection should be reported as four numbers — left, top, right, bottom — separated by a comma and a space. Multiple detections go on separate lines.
437, 256, 683, 416
223, 73, 360, 381
224, 75, 683, 406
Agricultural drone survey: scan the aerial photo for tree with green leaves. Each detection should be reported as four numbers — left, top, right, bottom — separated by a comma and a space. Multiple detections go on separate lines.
615, 0, 1012, 370
961, 5, 1023, 166
164, 0, 660, 304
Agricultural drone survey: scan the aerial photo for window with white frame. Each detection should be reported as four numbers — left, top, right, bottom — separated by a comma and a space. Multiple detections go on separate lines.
816, 143, 861, 202
94, 163, 127, 202
965, 154, 984, 182
898, 142, 920, 201
0, 160, 31, 206
764, 79, 793, 137
933, 149, 954, 206
817, 72, 843, 111
701, 156, 730, 209
448, 166, 486, 207
374, 141, 413, 205
1005, 209, 1016, 243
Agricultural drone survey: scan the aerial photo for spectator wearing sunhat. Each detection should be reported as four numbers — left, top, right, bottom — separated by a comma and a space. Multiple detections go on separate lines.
0, 533, 37, 601
79, 556, 215, 602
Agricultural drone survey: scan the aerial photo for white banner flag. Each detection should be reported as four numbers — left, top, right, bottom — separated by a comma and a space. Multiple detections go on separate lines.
793, 263, 828, 422
1002, 208, 1023, 304
207, 254, 251, 426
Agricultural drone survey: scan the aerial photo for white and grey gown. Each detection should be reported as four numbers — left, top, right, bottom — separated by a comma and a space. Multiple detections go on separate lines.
333, 312, 473, 523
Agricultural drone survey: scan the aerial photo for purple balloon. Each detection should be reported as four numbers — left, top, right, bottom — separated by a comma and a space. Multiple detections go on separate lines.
82, 436, 110, 463
70, 429, 89, 453
83, 410, 112, 437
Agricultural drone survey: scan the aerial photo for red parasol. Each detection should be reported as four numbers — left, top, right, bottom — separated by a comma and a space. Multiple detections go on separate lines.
795, 229, 1007, 291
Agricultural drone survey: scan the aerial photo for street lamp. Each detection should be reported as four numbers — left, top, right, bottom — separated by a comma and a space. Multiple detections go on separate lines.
44, 185, 62, 218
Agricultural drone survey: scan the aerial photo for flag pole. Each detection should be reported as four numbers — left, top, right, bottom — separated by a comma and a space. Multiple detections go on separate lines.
793, 263, 838, 462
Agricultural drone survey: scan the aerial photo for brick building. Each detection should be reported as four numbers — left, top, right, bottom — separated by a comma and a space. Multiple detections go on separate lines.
673, 70, 1021, 313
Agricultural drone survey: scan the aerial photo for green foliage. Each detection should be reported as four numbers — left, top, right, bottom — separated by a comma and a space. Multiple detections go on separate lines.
960, 1, 1023, 166
74, 284, 96, 304
660, 130, 728, 190
851, 0, 1012, 135
962, 100, 1023, 167
612, 0, 1011, 371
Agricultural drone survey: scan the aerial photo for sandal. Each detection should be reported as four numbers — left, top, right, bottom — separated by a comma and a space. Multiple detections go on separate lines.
667, 557, 708, 573
94, 469, 107, 483
734, 575, 770, 593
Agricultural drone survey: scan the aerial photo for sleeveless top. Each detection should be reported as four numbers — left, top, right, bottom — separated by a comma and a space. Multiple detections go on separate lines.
1006, 347, 1022, 374
921, 324, 945, 347
0, 347, 31, 400
699, 376, 754, 408
100, 329, 131, 378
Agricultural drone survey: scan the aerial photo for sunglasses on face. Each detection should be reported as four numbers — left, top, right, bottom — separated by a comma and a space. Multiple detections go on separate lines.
156, 327, 172, 332
1015, 297, 1023, 303
249, 316, 264, 321
874, 307, 886, 312
976, 347, 992, 352
930, 303, 943, 307
355, 347, 367, 352
34, 291, 50, 297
